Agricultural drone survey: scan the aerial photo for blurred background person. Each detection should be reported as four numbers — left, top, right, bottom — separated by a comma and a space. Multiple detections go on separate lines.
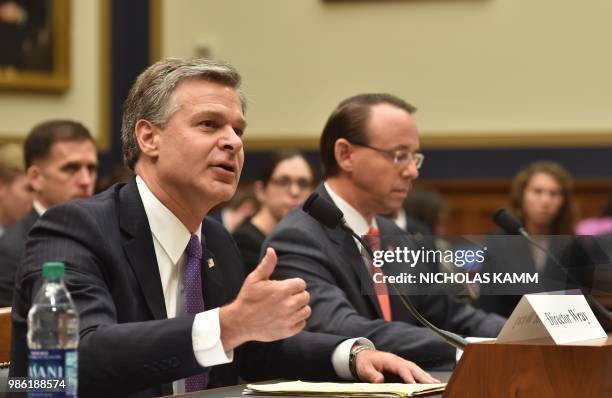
477, 161, 578, 317
389, 187, 479, 300
233, 150, 315, 273
576, 190, 612, 236
510, 161, 576, 237
0, 120, 97, 306
95, 164, 133, 194
0, 143, 32, 236
403, 188, 449, 237
383, 188, 447, 272
209, 185, 258, 233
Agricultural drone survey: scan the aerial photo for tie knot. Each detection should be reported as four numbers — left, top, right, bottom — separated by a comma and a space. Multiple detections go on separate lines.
367, 227, 380, 237
186, 234, 202, 260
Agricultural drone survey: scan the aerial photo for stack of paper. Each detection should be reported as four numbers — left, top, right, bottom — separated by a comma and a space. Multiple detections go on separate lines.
244, 380, 446, 397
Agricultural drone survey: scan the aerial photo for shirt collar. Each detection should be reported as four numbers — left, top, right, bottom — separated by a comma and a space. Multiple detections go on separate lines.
136, 176, 202, 264
324, 182, 377, 237
394, 208, 407, 230
32, 200, 46, 216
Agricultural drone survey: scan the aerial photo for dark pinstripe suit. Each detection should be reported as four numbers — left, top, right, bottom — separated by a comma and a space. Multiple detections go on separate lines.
0, 209, 38, 307
9, 179, 344, 397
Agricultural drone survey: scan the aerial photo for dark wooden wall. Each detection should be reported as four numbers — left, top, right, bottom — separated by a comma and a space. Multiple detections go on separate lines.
415, 179, 612, 235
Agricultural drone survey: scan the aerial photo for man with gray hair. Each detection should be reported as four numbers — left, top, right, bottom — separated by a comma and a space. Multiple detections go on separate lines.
10, 58, 437, 397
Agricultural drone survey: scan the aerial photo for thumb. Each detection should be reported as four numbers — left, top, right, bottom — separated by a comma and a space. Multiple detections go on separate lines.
247, 247, 277, 283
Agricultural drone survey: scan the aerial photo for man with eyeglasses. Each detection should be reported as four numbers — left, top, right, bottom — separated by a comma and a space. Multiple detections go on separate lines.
265, 93, 505, 370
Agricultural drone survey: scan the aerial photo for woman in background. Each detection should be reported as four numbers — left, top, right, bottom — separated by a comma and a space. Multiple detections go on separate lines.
233, 150, 315, 273
510, 161, 576, 238
478, 161, 578, 317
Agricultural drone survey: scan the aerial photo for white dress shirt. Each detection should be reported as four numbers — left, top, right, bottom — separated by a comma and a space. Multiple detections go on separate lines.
32, 200, 46, 216
136, 176, 369, 388
325, 182, 378, 250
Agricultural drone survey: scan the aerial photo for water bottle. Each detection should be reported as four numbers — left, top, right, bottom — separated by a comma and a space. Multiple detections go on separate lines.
27, 262, 79, 397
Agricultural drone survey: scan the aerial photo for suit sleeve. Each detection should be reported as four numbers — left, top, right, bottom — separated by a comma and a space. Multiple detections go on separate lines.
268, 224, 458, 368
238, 331, 345, 382
11, 203, 204, 396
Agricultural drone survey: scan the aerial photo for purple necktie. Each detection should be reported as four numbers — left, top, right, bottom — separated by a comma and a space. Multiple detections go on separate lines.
184, 234, 209, 392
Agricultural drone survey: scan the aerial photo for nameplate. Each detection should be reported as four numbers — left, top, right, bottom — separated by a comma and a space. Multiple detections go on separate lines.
496, 291, 607, 344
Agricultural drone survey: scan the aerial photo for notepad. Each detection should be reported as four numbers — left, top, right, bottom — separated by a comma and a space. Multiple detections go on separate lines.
244, 380, 446, 397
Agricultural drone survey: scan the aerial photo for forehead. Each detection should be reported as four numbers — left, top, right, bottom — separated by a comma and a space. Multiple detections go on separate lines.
171, 79, 245, 121
272, 156, 313, 178
365, 103, 419, 148
527, 172, 562, 189
45, 140, 97, 164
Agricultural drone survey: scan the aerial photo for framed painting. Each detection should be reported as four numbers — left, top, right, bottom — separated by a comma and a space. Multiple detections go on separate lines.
0, 0, 70, 92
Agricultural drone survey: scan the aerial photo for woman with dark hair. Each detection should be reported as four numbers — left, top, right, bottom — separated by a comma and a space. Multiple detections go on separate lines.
233, 150, 315, 273
478, 161, 578, 317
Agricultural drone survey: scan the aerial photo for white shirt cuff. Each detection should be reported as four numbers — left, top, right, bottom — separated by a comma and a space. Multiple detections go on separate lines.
332, 338, 375, 380
192, 308, 234, 367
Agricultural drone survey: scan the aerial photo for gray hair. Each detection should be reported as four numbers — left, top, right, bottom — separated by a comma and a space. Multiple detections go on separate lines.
121, 58, 246, 170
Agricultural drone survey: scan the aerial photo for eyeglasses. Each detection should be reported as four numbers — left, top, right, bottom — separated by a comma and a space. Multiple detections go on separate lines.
268, 176, 313, 191
351, 143, 424, 170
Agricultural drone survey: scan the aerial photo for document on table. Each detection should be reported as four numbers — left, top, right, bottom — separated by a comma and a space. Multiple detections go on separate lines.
244, 380, 446, 397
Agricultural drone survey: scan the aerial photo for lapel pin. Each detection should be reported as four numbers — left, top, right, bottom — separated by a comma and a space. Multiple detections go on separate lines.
207, 258, 215, 268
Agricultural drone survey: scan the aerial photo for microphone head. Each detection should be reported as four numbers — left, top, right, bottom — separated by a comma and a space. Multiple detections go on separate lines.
302, 192, 344, 229
492, 208, 524, 235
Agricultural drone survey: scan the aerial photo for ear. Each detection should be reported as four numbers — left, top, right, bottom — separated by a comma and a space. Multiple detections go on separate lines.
334, 138, 355, 173
27, 165, 43, 193
253, 180, 266, 203
135, 119, 161, 160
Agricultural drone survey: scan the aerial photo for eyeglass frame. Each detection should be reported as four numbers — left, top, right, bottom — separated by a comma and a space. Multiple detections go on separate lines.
267, 176, 314, 191
349, 142, 425, 169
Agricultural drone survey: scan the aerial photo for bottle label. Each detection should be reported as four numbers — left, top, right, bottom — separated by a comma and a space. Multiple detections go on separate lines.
28, 349, 77, 397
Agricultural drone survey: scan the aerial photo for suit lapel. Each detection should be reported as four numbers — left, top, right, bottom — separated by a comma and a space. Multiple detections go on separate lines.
201, 236, 228, 310
23, 208, 39, 231
316, 185, 383, 319
119, 180, 168, 320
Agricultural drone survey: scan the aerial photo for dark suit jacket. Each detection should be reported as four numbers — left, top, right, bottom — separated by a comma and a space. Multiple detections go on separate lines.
0, 209, 38, 307
266, 184, 506, 369
9, 180, 344, 397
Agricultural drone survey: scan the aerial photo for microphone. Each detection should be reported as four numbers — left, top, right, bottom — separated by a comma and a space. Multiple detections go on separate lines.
302, 193, 365, 245
493, 208, 563, 269
303, 192, 468, 350
492, 208, 612, 322
492, 208, 524, 235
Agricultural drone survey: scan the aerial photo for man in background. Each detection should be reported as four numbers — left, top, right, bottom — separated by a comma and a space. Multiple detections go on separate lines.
0, 120, 97, 306
0, 143, 32, 236
267, 93, 506, 369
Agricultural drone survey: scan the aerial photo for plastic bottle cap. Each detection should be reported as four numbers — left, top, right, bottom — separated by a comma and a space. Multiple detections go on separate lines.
42, 262, 65, 279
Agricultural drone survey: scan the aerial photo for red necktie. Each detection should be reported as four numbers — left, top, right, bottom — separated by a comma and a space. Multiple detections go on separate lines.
362, 227, 392, 321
